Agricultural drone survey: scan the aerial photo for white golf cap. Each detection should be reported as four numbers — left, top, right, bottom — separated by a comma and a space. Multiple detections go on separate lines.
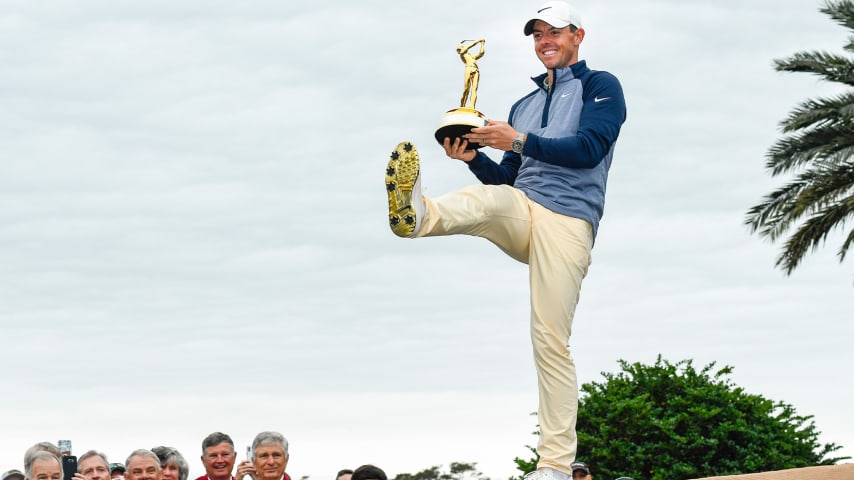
524, 1, 583, 35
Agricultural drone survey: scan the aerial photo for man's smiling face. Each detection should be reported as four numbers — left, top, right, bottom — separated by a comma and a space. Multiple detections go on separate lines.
201, 443, 235, 480
531, 19, 584, 70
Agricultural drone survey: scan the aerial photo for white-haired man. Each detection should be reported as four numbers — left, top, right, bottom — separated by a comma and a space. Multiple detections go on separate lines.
124, 450, 161, 480
234, 432, 291, 480
25, 451, 61, 480
23, 443, 60, 477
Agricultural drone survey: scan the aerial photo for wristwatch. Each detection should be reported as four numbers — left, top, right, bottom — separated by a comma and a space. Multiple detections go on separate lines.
511, 132, 526, 154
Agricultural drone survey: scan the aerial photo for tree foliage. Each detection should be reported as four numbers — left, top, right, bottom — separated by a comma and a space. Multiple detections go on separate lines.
745, 0, 854, 275
515, 356, 848, 480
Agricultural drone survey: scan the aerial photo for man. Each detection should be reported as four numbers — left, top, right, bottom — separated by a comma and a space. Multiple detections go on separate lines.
570, 462, 590, 480
195, 433, 236, 480
383, 2, 626, 480
124, 450, 161, 480
3, 470, 25, 480
335, 470, 353, 480
234, 432, 290, 480
350, 466, 385, 480
109, 465, 126, 480
25, 451, 62, 480
23, 443, 61, 476
75, 451, 111, 480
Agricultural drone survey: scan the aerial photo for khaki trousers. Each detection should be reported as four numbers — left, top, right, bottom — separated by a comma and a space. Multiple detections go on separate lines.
416, 184, 593, 474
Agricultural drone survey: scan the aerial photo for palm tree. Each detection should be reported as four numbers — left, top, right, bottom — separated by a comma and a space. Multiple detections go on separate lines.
745, 0, 854, 275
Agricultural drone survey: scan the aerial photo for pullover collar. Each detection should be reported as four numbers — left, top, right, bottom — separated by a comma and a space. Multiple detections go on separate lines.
533, 60, 589, 91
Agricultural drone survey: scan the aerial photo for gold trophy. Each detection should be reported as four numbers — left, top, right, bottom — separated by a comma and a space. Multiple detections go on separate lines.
435, 38, 488, 150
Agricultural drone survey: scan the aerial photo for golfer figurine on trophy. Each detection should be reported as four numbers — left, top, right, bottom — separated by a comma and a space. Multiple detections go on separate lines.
434, 38, 488, 149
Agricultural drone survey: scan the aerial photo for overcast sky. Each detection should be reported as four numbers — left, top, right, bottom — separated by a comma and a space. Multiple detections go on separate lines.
1, 1, 852, 480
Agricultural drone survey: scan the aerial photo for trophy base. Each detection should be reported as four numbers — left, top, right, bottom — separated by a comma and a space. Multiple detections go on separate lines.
435, 108, 488, 150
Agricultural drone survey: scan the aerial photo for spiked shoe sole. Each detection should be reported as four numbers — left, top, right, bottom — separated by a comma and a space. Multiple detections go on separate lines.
386, 141, 421, 237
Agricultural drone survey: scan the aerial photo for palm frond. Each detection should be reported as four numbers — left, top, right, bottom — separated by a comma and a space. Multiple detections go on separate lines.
775, 194, 854, 273
774, 51, 854, 86
822, 0, 854, 30
766, 124, 854, 175
840, 227, 854, 260
748, 0, 854, 275
746, 160, 854, 254
778, 92, 854, 132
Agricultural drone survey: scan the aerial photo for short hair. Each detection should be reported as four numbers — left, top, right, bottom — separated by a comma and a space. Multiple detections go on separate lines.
351, 465, 386, 480
336, 470, 353, 480
78, 451, 109, 471
24, 443, 60, 474
25, 451, 62, 480
124, 450, 161, 473
201, 433, 234, 454
151, 447, 189, 480
250, 432, 289, 460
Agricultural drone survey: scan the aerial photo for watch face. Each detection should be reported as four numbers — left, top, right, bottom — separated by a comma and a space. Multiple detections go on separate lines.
512, 133, 524, 154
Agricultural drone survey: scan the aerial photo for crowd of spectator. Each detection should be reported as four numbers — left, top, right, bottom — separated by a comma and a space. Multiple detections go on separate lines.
1, 434, 625, 480
1, 433, 387, 480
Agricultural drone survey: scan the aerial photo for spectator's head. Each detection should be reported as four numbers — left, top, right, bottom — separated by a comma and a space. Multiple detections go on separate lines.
109, 464, 126, 480
571, 462, 591, 480
78, 451, 110, 480
250, 432, 288, 480
335, 470, 353, 480
151, 447, 189, 480
24, 443, 61, 475
25, 451, 62, 480
125, 450, 161, 480
200, 433, 236, 480
351, 465, 386, 480
2, 470, 25, 480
